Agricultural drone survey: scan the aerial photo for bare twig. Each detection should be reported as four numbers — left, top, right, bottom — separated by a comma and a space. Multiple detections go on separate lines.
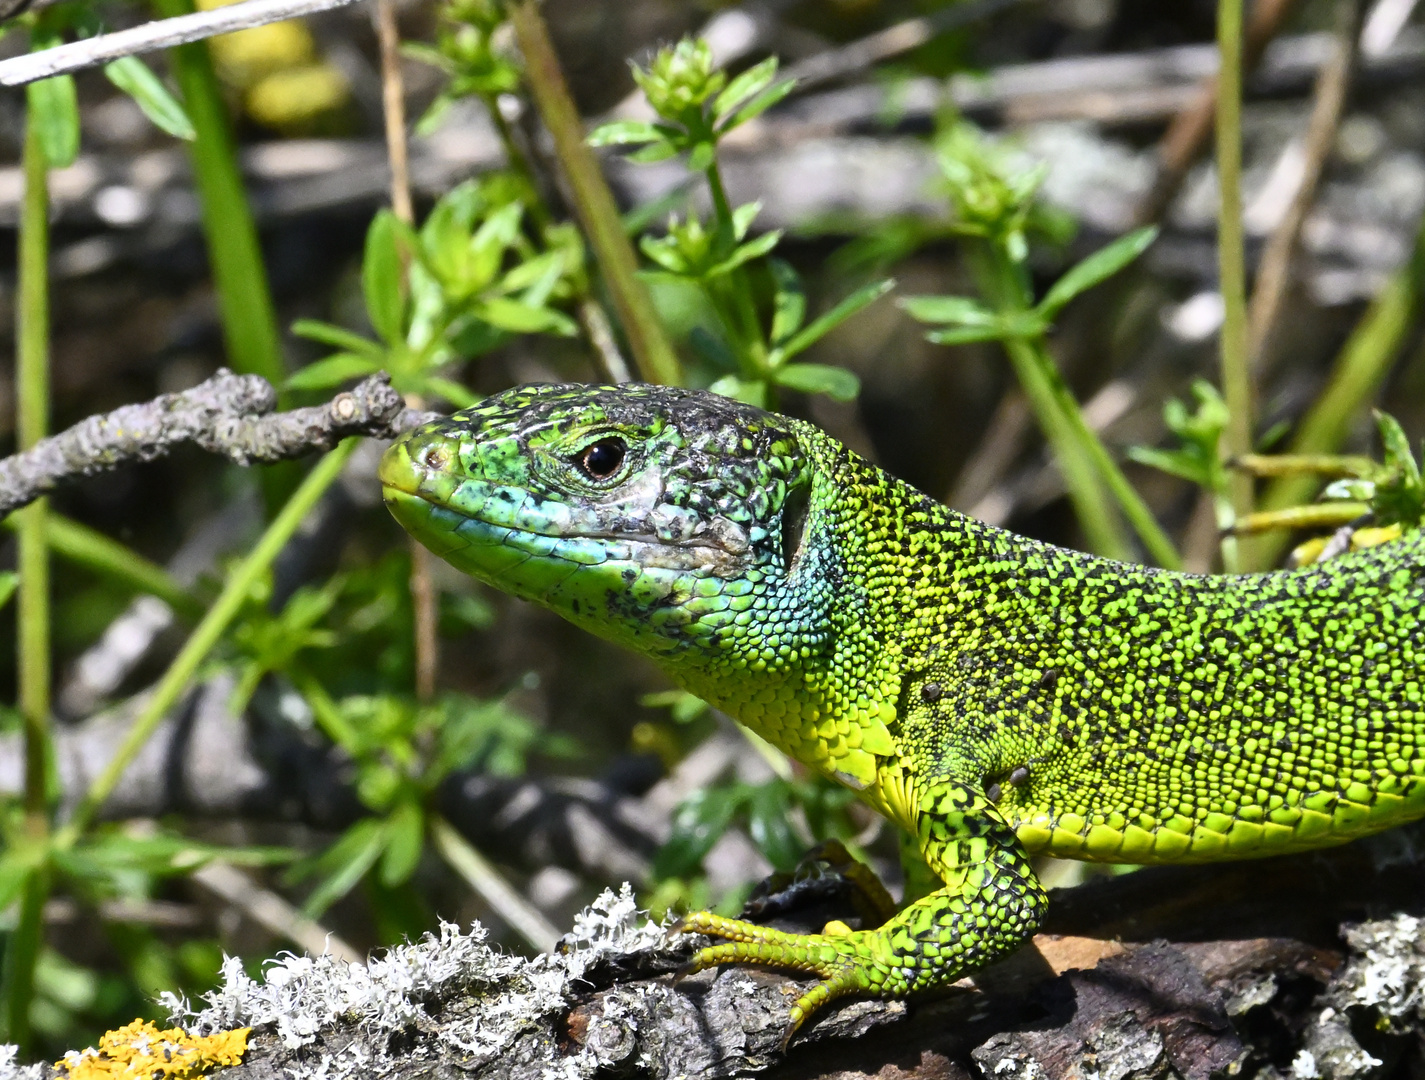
0, 0, 364, 87
192, 861, 362, 963
372, 0, 413, 227
1250, 0, 1362, 376
1136, 0, 1305, 225
0, 371, 435, 518
782, 0, 1026, 93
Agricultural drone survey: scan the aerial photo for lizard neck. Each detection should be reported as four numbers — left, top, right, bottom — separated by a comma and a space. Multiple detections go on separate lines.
660, 427, 964, 798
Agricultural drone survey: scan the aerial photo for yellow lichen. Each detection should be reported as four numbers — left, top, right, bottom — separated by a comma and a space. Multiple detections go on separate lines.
55, 1019, 249, 1080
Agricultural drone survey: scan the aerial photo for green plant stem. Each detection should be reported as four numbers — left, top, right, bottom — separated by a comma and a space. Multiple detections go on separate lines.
1216, 0, 1254, 569
507, 0, 683, 387
60, 442, 359, 844
969, 246, 1136, 563
3, 107, 53, 1061
1250, 213, 1425, 567
4, 512, 205, 620
704, 160, 770, 379
17, 115, 50, 832
0, 868, 48, 1050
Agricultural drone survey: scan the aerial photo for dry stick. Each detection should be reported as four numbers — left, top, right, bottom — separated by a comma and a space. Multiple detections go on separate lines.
507, 0, 682, 387
370, 0, 437, 705
0, 0, 363, 86
782, 0, 1026, 93
192, 861, 362, 963
1249, 0, 1362, 379
1136, 0, 1304, 225
0, 371, 432, 518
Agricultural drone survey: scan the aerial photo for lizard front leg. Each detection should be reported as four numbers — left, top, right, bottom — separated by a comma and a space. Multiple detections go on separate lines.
679, 778, 1048, 1041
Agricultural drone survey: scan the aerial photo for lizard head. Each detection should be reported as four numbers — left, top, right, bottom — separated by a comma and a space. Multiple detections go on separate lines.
379, 383, 828, 666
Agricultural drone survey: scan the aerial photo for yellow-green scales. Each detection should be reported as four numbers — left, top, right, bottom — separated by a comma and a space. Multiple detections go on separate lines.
380, 383, 1425, 1036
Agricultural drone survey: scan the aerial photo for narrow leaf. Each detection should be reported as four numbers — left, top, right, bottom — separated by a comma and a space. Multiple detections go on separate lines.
475, 297, 578, 336
774, 362, 860, 402
103, 56, 195, 140
899, 294, 998, 327
780, 278, 894, 361
1037, 226, 1158, 319
285, 353, 382, 392
769, 259, 806, 345
380, 801, 425, 887
291, 318, 385, 357
27, 74, 79, 169
706, 230, 781, 278
363, 210, 407, 346
417, 375, 481, 409
302, 819, 386, 917
588, 120, 672, 146
0, 572, 18, 610
719, 77, 796, 132
713, 57, 779, 120
925, 326, 1016, 346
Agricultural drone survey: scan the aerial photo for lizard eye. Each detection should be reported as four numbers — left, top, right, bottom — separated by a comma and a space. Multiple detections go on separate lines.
576, 437, 626, 481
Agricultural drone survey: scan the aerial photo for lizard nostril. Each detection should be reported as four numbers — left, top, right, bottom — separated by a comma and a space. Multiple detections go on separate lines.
421, 445, 450, 471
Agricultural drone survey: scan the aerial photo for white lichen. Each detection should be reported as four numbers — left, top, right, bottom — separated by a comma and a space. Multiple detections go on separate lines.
0, 1044, 46, 1080
159, 885, 668, 1080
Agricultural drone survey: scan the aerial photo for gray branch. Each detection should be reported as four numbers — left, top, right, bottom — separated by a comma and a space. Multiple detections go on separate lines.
0, 371, 436, 517
0, 0, 364, 87
134, 820, 1425, 1080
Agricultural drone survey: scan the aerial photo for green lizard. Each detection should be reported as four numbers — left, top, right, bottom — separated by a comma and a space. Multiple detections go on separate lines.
379, 382, 1425, 1037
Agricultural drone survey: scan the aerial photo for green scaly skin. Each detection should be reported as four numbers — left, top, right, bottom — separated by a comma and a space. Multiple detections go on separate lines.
379, 383, 1425, 1037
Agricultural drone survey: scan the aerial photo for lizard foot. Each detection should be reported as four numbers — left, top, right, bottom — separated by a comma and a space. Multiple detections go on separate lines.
674, 911, 884, 1045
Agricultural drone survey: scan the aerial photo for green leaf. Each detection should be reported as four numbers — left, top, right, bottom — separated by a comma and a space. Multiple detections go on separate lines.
654, 788, 743, 879
774, 362, 860, 402
689, 325, 737, 370
1036, 226, 1158, 320
1125, 446, 1211, 488
363, 210, 407, 346
779, 278, 894, 361
708, 374, 768, 407
291, 318, 385, 357
588, 120, 672, 146
719, 77, 796, 132
27, 74, 79, 169
1376, 411, 1421, 487
686, 141, 716, 173
416, 375, 480, 409
747, 783, 803, 871
925, 326, 1017, 346
898, 295, 998, 327
380, 801, 425, 887
712, 56, 778, 121
103, 56, 195, 140
730, 201, 761, 242
302, 818, 387, 917
769, 259, 806, 345
284, 353, 382, 392
706, 230, 781, 278
0, 572, 18, 610
474, 297, 578, 336
626, 141, 682, 165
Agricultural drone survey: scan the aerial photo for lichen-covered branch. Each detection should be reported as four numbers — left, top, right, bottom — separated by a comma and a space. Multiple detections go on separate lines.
0, 371, 436, 517
56, 821, 1424, 1080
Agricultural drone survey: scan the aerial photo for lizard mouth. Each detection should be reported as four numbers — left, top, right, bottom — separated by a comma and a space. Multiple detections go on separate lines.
379, 437, 751, 577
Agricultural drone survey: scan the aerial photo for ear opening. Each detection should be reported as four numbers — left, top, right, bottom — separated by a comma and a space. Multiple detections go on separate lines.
780, 486, 811, 572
